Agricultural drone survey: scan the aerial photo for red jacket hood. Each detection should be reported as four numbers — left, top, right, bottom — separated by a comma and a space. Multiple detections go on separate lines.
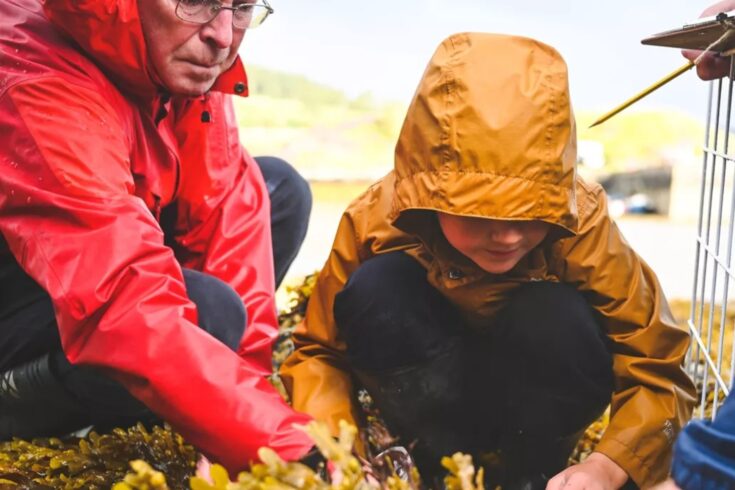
42, 0, 249, 99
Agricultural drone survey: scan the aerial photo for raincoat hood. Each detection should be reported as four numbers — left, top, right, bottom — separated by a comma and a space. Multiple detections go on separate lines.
392, 32, 578, 237
42, 0, 248, 98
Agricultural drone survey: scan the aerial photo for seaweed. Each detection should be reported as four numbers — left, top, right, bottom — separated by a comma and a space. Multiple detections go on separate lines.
0, 424, 196, 489
115, 421, 443, 490
0, 280, 706, 488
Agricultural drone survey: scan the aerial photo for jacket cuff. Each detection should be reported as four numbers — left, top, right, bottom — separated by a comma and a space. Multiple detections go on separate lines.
594, 437, 651, 489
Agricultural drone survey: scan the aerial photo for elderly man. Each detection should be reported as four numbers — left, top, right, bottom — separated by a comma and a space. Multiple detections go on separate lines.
0, 0, 315, 471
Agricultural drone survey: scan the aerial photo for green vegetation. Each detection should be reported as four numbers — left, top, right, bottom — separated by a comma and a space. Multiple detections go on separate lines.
235, 66, 406, 181
578, 110, 705, 172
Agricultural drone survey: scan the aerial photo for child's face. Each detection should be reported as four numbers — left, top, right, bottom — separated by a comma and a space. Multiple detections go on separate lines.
437, 213, 551, 274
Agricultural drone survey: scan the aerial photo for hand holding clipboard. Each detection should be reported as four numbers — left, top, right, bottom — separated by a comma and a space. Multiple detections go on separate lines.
591, 6, 735, 128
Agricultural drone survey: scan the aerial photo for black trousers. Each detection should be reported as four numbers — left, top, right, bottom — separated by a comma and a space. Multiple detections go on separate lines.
0, 156, 311, 427
334, 252, 614, 477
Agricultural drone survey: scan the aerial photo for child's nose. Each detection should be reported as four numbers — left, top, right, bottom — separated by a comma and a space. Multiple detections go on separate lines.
489, 222, 523, 244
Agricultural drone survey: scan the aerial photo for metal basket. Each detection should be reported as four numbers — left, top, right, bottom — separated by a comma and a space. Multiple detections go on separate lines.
686, 59, 735, 420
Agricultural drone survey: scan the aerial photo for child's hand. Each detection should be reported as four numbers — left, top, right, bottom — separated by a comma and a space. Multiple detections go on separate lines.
546, 452, 628, 490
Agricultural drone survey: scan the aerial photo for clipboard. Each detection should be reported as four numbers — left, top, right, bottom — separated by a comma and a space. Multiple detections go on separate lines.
590, 11, 735, 127
641, 12, 735, 52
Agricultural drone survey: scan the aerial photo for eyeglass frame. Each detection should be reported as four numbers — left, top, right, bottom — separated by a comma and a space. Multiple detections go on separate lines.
174, 0, 274, 30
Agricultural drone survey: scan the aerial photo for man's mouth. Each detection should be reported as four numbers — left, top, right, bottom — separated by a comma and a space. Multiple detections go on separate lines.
188, 60, 220, 68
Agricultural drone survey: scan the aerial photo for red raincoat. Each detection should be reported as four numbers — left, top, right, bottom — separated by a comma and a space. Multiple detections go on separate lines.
0, 0, 313, 470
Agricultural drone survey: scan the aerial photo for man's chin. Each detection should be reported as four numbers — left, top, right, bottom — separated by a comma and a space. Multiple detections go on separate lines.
161, 72, 218, 97
167, 80, 216, 97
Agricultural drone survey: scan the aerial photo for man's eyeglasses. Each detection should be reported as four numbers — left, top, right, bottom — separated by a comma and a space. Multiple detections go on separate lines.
175, 0, 274, 30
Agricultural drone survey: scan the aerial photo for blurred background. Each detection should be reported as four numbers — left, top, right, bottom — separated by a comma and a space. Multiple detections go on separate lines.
236, 0, 719, 302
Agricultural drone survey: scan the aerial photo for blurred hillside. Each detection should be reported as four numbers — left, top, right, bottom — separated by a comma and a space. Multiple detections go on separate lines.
235, 66, 706, 181
235, 66, 406, 181
577, 110, 704, 173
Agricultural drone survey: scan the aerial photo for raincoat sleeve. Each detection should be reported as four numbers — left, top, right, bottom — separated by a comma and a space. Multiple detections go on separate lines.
168, 94, 280, 375
557, 182, 696, 487
0, 78, 313, 472
671, 389, 735, 489
279, 209, 367, 436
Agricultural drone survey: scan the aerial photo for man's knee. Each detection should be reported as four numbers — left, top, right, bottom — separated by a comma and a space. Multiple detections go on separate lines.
255, 156, 312, 287
255, 156, 312, 223
334, 252, 459, 369
183, 269, 246, 351
49, 351, 150, 421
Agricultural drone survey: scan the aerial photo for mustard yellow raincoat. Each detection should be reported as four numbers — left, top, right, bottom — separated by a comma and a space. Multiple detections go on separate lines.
281, 33, 696, 487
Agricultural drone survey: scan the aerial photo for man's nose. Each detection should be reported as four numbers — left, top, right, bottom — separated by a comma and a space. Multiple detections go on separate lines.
200, 8, 234, 49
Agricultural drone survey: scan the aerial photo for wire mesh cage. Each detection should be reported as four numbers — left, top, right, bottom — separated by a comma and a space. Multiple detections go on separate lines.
686, 58, 735, 421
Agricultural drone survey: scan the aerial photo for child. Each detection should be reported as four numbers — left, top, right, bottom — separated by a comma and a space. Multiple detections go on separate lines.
280, 33, 696, 489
